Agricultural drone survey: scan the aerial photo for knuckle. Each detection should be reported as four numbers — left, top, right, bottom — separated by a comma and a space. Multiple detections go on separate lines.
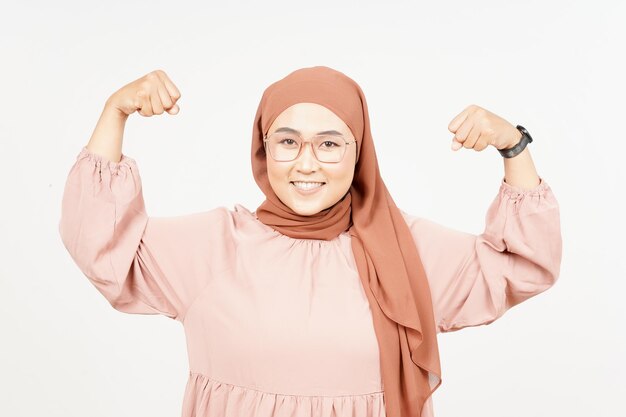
139, 80, 152, 91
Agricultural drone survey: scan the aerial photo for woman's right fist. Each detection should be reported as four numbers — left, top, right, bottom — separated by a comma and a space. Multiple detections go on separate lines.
106, 70, 181, 117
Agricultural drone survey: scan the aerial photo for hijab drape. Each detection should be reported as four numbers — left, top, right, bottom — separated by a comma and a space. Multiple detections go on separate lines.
251, 66, 442, 417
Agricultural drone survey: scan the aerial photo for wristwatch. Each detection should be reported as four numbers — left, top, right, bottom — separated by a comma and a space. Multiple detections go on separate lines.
498, 125, 533, 158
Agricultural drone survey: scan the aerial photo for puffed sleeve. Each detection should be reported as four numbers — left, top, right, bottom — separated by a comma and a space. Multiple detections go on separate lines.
401, 176, 562, 333
58, 147, 216, 322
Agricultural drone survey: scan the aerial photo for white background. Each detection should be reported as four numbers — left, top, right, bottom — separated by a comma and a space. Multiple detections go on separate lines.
1, 1, 624, 416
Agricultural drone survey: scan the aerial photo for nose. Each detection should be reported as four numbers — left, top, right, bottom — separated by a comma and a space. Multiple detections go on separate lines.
294, 141, 319, 171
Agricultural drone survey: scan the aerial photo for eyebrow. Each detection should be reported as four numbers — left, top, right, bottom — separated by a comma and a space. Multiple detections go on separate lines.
273, 127, 344, 136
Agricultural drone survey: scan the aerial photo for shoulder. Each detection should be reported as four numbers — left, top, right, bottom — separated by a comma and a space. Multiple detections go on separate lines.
144, 205, 249, 244
398, 208, 428, 229
144, 205, 257, 255
397, 208, 470, 248
198, 203, 268, 237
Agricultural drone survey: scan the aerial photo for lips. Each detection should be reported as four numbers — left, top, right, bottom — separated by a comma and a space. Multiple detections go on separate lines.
291, 181, 325, 191
290, 181, 326, 193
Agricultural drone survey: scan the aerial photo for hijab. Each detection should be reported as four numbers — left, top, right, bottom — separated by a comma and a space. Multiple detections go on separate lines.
251, 66, 442, 417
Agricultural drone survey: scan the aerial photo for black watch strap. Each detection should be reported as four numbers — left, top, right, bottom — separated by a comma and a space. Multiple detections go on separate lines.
498, 125, 533, 158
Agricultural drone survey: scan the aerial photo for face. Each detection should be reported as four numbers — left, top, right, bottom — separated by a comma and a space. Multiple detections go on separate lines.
265, 102, 358, 216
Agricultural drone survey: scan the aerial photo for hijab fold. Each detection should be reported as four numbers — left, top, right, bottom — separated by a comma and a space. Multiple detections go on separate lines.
251, 66, 442, 417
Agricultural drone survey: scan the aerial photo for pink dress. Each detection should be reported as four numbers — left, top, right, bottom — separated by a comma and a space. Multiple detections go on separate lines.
59, 147, 562, 417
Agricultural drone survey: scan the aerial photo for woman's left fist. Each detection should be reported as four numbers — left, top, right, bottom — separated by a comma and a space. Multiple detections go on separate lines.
447, 104, 522, 152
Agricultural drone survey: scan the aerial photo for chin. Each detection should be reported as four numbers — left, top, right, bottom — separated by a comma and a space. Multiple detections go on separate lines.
284, 192, 330, 216
289, 202, 329, 216
288, 195, 344, 215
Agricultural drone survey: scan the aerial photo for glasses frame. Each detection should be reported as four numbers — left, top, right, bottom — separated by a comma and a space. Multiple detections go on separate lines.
263, 131, 358, 163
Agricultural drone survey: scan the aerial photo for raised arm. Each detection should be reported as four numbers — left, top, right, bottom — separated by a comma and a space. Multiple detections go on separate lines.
58, 71, 214, 322
401, 176, 562, 333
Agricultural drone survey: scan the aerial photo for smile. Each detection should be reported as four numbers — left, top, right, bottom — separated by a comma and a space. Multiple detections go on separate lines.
290, 181, 326, 194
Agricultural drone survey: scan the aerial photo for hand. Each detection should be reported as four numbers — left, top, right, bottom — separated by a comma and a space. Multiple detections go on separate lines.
447, 104, 522, 152
106, 69, 182, 118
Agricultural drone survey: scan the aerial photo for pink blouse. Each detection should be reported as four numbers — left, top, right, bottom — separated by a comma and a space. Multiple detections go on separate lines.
59, 146, 562, 417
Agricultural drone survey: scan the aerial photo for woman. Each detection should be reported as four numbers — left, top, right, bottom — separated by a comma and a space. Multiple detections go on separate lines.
59, 66, 562, 417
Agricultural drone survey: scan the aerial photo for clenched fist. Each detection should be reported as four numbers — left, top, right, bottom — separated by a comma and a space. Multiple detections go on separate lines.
106, 69, 182, 117
448, 104, 522, 152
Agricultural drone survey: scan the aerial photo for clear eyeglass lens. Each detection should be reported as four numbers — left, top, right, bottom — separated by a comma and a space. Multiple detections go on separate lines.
267, 132, 346, 162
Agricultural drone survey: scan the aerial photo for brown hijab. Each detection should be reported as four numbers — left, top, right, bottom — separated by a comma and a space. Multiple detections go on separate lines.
251, 66, 442, 417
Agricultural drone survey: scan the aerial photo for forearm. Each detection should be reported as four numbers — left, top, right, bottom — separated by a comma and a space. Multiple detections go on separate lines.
501, 130, 541, 190
86, 100, 129, 164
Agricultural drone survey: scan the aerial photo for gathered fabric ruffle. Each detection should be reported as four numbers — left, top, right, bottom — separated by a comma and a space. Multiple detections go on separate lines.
181, 371, 388, 417
74, 146, 141, 205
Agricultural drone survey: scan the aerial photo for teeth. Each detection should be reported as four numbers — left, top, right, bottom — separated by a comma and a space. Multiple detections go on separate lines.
292, 181, 324, 190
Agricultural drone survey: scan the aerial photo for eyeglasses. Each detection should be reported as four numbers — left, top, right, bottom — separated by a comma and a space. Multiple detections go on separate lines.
263, 130, 357, 163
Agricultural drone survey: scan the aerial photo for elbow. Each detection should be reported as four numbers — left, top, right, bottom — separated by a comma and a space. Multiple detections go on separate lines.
503, 262, 562, 311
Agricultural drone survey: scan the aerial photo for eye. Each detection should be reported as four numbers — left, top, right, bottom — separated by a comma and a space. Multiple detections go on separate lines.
280, 138, 296, 145
322, 140, 339, 148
